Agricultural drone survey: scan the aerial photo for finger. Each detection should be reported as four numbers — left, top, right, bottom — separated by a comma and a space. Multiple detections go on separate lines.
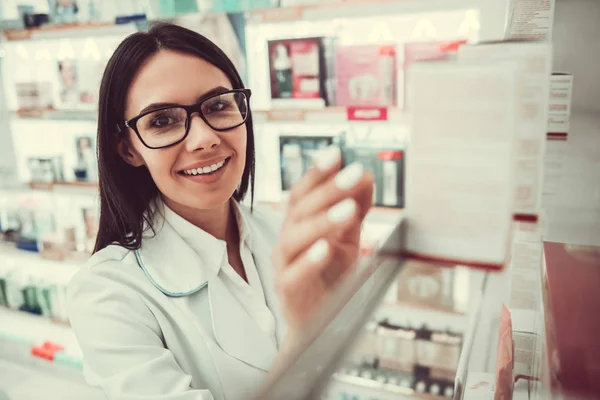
279, 198, 359, 266
275, 239, 330, 327
354, 172, 375, 219
288, 163, 374, 223
282, 239, 354, 296
287, 146, 342, 209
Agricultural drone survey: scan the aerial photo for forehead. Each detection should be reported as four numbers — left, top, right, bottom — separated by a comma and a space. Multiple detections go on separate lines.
126, 50, 232, 117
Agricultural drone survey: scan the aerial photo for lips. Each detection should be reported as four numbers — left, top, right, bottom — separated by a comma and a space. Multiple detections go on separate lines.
178, 157, 231, 176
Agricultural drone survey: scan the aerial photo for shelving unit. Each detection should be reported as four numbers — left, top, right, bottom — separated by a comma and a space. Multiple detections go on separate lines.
1, 0, 598, 399
2, 21, 136, 41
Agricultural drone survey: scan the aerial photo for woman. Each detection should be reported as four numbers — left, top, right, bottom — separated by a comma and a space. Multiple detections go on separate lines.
68, 23, 373, 400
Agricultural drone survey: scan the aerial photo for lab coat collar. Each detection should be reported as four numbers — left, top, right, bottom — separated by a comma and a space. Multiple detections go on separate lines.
135, 199, 284, 371
136, 199, 228, 296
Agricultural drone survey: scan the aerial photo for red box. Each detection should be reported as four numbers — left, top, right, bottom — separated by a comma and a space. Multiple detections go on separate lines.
542, 242, 600, 398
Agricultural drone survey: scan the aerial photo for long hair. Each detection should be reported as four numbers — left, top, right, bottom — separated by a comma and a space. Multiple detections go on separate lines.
94, 23, 255, 253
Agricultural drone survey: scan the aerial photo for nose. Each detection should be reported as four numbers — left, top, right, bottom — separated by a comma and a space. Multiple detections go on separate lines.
184, 113, 221, 152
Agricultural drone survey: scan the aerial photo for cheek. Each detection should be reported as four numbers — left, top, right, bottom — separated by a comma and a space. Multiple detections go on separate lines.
231, 128, 247, 171
138, 148, 179, 181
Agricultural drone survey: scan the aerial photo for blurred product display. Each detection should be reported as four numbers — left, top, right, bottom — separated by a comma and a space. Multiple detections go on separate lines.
1, 0, 599, 399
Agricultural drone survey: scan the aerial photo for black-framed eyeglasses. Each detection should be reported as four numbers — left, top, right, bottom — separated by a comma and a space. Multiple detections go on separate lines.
123, 88, 252, 149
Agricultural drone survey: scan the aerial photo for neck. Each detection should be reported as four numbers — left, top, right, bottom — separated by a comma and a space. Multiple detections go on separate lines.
162, 196, 233, 242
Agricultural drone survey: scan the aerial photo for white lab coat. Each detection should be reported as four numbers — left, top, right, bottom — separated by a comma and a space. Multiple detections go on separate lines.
67, 202, 289, 400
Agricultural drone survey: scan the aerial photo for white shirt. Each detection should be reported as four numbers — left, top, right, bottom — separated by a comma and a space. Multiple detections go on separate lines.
162, 200, 278, 347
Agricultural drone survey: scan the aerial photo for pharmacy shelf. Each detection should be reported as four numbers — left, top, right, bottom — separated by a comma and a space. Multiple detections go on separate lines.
28, 181, 99, 194
11, 109, 97, 122
247, 0, 503, 24
0, 308, 100, 398
252, 107, 408, 126
0, 243, 82, 274
2, 21, 137, 41
253, 107, 408, 125
374, 302, 468, 334
327, 373, 451, 400
0, 307, 74, 345
0, 358, 104, 400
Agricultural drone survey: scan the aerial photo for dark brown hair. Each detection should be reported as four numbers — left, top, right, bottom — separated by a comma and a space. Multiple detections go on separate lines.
94, 23, 255, 253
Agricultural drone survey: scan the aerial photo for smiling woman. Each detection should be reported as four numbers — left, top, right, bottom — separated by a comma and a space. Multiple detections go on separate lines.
67, 22, 374, 400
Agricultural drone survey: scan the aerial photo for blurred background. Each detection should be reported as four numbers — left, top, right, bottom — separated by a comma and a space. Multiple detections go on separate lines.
0, 0, 598, 399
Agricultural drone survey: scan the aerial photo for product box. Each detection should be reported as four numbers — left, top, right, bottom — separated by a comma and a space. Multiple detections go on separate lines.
462, 372, 495, 400
48, 0, 78, 24
349, 148, 404, 208
495, 305, 514, 400
542, 242, 600, 398
159, 0, 198, 16
212, 0, 276, 11
547, 73, 573, 138
396, 262, 455, 311
405, 60, 518, 269
268, 38, 329, 108
401, 40, 464, 110
16, 82, 54, 111
415, 328, 462, 372
27, 156, 64, 184
279, 136, 334, 191
335, 45, 397, 107
73, 136, 98, 182
56, 60, 103, 110
505, 0, 555, 41
376, 322, 416, 371
458, 41, 552, 221
340, 132, 404, 208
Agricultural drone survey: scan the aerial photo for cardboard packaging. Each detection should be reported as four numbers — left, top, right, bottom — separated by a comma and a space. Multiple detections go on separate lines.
279, 136, 334, 191
268, 38, 330, 108
495, 305, 514, 400
335, 45, 397, 107
542, 242, 600, 398
15, 82, 54, 111
341, 147, 404, 208
547, 73, 574, 139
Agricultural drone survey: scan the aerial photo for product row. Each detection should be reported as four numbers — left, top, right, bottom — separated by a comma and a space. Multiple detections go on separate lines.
26, 135, 98, 184
15, 131, 405, 208
0, 192, 98, 256
2, 0, 346, 27
0, 248, 75, 322
2, 0, 267, 27
8, 39, 461, 113
349, 320, 462, 377
328, 363, 455, 400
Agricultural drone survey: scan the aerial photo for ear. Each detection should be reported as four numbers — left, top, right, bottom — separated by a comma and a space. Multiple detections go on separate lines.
117, 138, 145, 167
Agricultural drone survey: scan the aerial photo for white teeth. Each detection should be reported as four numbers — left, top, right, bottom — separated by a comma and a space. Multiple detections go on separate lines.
182, 159, 227, 176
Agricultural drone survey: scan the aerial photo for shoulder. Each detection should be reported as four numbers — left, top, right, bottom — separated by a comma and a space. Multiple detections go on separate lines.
67, 245, 162, 352
67, 244, 148, 315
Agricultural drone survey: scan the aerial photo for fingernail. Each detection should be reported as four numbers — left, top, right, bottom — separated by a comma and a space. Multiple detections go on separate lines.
328, 198, 357, 223
313, 146, 341, 171
307, 239, 329, 263
334, 163, 364, 190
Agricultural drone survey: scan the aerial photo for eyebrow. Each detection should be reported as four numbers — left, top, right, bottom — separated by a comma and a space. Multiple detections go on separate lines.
137, 86, 231, 116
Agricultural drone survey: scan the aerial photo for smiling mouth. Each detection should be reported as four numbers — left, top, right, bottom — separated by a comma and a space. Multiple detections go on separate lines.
178, 157, 231, 176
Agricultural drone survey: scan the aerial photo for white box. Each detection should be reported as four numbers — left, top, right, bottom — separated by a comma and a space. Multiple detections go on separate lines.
458, 42, 552, 218
547, 73, 574, 136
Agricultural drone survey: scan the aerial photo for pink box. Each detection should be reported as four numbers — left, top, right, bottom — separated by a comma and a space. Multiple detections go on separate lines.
335, 45, 397, 107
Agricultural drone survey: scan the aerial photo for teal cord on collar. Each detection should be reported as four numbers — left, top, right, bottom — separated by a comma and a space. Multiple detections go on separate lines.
134, 249, 208, 297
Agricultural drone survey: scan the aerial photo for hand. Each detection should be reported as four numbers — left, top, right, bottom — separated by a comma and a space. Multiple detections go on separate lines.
272, 146, 374, 329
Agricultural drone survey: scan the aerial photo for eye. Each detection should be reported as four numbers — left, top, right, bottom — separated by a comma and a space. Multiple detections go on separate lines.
204, 100, 232, 114
151, 115, 175, 127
